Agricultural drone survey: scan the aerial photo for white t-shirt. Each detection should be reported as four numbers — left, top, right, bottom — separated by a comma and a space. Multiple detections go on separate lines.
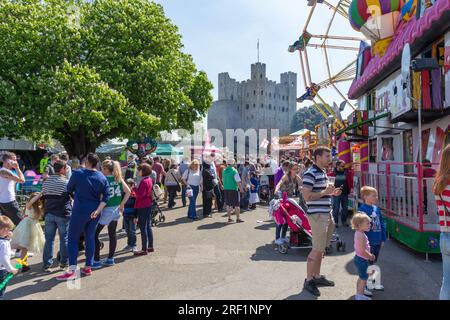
0, 238, 14, 272
182, 169, 202, 187
0, 168, 16, 203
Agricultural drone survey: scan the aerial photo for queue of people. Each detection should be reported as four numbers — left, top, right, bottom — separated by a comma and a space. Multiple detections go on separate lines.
1, 144, 449, 301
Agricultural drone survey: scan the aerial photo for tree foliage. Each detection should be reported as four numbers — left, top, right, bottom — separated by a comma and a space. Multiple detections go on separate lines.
0, 0, 213, 158
290, 105, 325, 133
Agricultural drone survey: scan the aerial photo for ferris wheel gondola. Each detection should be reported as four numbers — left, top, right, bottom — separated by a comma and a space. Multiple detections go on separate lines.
290, 0, 363, 130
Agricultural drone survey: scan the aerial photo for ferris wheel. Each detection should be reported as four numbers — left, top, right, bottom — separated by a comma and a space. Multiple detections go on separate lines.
289, 0, 365, 130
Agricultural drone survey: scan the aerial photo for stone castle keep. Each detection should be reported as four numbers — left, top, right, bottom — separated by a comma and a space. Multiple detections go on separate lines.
207, 62, 297, 138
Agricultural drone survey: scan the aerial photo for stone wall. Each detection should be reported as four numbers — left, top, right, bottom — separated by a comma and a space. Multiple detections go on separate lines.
208, 63, 297, 138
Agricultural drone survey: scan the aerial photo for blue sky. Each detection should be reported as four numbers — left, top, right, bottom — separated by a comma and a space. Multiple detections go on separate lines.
154, 0, 363, 118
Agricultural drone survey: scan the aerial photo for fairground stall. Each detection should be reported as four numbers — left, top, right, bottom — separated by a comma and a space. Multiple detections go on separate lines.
338, 0, 450, 257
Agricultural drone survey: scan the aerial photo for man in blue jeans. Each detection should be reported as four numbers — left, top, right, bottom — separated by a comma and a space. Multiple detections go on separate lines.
41, 160, 72, 271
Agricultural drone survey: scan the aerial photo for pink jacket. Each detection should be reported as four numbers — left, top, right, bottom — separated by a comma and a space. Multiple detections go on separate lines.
134, 177, 153, 209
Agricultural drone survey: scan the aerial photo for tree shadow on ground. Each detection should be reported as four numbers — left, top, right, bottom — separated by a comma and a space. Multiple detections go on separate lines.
250, 243, 309, 262
197, 222, 230, 230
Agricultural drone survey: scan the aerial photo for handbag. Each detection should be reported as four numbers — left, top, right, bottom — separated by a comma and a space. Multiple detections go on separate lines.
185, 170, 193, 198
170, 171, 182, 192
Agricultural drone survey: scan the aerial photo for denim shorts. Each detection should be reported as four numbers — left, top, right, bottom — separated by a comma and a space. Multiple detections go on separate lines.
99, 206, 120, 226
354, 255, 369, 281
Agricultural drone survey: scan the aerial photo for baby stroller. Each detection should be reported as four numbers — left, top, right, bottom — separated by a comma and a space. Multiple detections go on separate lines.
258, 174, 272, 205
270, 194, 346, 254
151, 186, 165, 226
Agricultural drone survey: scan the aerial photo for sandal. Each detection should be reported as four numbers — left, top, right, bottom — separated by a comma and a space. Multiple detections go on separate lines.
236, 219, 244, 223
228, 218, 234, 223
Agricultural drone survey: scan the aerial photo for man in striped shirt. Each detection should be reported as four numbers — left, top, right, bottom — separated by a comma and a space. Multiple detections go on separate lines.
41, 160, 72, 271
302, 147, 342, 297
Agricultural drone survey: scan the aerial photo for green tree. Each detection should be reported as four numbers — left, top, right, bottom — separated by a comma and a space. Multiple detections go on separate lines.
0, 0, 213, 158
290, 105, 325, 132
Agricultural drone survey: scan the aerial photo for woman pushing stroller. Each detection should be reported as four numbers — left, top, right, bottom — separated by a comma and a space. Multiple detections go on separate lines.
273, 162, 302, 245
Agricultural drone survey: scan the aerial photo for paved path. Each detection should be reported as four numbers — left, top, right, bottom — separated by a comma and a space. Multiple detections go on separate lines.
4, 199, 443, 300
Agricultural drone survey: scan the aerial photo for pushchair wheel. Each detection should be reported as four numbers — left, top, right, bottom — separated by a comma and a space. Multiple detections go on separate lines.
278, 244, 289, 254
336, 240, 343, 252
325, 245, 333, 255
159, 215, 165, 223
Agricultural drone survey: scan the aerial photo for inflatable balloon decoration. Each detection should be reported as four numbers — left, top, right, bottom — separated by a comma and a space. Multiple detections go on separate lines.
126, 137, 158, 159
349, 0, 402, 56
0, 257, 26, 292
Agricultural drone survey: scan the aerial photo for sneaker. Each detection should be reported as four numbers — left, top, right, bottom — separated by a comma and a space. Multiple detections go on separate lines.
59, 264, 68, 270
91, 261, 103, 270
147, 248, 154, 253
123, 245, 133, 251
282, 237, 289, 243
133, 251, 148, 256
303, 279, 321, 297
14, 251, 21, 258
275, 238, 284, 245
374, 284, 384, 291
102, 258, 115, 266
355, 294, 372, 300
313, 275, 335, 287
81, 267, 92, 276
27, 252, 34, 257
131, 246, 138, 253
56, 271, 76, 281
364, 287, 373, 296
43, 265, 52, 273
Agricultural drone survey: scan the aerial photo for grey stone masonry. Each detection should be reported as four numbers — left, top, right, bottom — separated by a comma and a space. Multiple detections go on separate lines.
208, 62, 297, 137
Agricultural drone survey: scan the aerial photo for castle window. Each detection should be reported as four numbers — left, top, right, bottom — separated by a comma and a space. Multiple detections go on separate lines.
282, 107, 285, 112
231, 95, 234, 100
261, 104, 264, 108
261, 90, 263, 95
246, 104, 250, 110
247, 92, 249, 97
269, 93, 272, 98
260, 74, 262, 79
253, 104, 256, 108
253, 90, 256, 96
269, 104, 272, 110
282, 96, 285, 101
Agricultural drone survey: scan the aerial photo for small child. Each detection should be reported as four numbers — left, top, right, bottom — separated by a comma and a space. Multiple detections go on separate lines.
249, 172, 260, 210
0, 216, 19, 299
359, 186, 386, 293
10, 192, 45, 272
122, 179, 138, 252
351, 213, 375, 301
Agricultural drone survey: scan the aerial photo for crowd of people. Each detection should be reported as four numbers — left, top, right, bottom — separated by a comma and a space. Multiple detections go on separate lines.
0, 144, 449, 300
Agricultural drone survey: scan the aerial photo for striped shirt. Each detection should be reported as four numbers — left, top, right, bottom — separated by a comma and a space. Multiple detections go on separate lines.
302, 164, 332, 215
42, 175, 68, 195
42, 174, 72, 218
435, 184, 450, 233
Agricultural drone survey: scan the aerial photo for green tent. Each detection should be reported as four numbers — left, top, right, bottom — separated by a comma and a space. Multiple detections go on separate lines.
152, 144, 183, 156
